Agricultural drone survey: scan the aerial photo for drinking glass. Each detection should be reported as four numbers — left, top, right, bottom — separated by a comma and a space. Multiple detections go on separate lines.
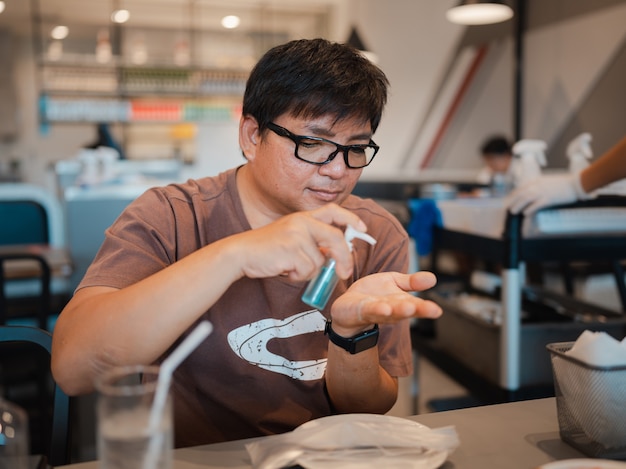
0, 397, 29, 469
96, 365, 173, 469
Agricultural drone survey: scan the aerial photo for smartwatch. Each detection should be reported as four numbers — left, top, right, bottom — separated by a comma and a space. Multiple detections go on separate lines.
324, 320, 379, 354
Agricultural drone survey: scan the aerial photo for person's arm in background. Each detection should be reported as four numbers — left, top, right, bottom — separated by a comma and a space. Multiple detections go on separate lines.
578, 135, 626, 193
508, 135, 626, 214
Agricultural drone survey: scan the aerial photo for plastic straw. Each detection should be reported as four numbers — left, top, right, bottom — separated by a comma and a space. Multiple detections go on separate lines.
143, 320, 213, 468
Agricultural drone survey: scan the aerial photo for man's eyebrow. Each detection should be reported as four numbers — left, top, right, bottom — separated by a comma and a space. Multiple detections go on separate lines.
305, 124, 371, 142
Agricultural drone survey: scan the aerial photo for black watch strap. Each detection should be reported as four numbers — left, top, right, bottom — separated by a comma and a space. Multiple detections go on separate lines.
324, 320, 379, 354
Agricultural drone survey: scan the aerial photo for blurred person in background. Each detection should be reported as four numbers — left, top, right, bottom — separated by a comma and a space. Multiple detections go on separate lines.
508, 135, 626, 214
475, 135, 514, 196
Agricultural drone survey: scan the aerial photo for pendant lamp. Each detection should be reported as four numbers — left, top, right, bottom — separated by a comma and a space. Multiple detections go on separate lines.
446, 0, 513, 25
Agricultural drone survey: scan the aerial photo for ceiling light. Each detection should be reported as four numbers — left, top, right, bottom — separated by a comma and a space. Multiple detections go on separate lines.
446, 1, 513, 25
221, 15, 240, 29
51, 25, 69, 40
111, 9, 130, 24
0, 2, 6, 14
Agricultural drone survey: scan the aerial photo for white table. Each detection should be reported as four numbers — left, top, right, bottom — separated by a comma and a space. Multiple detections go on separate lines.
60, 398, 591, 469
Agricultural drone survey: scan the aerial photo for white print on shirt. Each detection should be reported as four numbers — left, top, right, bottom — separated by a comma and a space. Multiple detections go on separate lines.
227, 309, 327, 380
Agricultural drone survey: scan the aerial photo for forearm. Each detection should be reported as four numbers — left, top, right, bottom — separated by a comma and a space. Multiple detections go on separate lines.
324, 344, 398, 414
322, 271, 440, 412
52, 237, 244, 395
580, 136, 626, 193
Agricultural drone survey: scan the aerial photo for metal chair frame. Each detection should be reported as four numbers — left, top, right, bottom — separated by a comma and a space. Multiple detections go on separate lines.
0, 325, 71, 466
0, 254, 51, 330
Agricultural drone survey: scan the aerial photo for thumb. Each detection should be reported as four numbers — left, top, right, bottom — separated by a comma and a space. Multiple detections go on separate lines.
408, 271, 437, 292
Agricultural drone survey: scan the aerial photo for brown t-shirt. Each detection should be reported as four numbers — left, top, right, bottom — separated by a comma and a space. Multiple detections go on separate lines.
79, 167, 413, 447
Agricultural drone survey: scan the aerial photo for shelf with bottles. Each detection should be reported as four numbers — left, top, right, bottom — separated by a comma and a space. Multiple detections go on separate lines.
118, 67, 248, 96
40, 60, 249, 98
40, 94, 242, 124
41, 62, 119, 95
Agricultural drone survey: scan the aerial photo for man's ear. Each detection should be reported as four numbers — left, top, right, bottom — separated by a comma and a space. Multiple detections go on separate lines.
239, 115, 260, 161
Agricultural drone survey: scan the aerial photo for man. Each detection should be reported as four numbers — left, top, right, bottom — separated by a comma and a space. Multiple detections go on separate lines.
51, 38, 442, 447
476, 135, 514, 195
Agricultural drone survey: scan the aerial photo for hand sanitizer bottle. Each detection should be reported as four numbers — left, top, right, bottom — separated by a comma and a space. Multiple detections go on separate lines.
301, 225, 376, 310
567, 132, 593, 174
511, 139, 547, 187
0, 397, 29, 469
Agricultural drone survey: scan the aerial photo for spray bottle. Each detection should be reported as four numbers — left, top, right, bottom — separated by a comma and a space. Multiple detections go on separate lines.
301, 225, 376, 310
511, 139, 547, 187
567, 132, 593, 174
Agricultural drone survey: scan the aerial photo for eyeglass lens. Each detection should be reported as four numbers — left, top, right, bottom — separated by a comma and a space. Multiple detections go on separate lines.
295, 137, 375, 168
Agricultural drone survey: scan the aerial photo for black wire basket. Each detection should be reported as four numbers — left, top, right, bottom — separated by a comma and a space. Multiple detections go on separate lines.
547, 341, 626, 460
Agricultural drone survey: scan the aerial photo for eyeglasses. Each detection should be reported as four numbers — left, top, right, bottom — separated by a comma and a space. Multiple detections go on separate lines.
267, 122, 379, 169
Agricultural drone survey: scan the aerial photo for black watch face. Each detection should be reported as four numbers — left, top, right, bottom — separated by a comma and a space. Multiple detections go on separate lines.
351, 329, 379, 354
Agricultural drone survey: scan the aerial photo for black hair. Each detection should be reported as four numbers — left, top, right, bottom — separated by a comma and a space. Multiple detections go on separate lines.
481, 136, 512, 155
242, 38, 389, 133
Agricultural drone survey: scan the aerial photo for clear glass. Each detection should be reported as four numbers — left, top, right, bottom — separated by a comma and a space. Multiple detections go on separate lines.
267, 122, 379, 169
0, 398, 29, 469
96, 365, 173, 469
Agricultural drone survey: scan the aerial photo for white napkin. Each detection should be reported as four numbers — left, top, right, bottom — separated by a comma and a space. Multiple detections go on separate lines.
245, 413, 459, 469
566, 330, 626, 367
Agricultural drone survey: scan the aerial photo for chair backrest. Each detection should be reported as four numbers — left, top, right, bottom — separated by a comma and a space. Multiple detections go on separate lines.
0, 325, 71, 466
0, 254, 51, 330
0, 183, 66, 248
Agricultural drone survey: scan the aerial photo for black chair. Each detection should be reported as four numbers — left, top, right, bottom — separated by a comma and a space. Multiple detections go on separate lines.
0, 183, 71, 331
0, 254, 52, 330
0, 183, 65, 248
0, 325, 71, 467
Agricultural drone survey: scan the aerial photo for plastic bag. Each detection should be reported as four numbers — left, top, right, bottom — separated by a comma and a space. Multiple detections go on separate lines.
245, 413, 459, 469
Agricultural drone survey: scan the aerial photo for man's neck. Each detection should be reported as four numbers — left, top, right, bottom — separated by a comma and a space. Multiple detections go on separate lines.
235, 165, 280, 229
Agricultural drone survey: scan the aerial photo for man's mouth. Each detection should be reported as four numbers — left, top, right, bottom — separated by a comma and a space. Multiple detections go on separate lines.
308, 188, 342, 202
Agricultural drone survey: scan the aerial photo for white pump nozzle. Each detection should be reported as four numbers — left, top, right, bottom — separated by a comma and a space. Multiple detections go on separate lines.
512, 139, 547, 186
567, 132, 593, 174
512, 139, 548, 165
567, 132, 592, 160
344, 225, 377, 251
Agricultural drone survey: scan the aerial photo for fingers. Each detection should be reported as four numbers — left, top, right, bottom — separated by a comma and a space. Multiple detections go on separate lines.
522, 199, 545, 216
506, 185, 539, 215
332, 271, 443, 331
236, 204, 367, 281
309, 204, 367, 233
378, 271, 437, 293
302, 205, 369, 278
358, 295, 442, 323
507, 194, 531, 214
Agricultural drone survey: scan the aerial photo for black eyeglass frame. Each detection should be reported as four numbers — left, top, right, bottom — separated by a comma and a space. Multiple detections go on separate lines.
266, 122, 379, 169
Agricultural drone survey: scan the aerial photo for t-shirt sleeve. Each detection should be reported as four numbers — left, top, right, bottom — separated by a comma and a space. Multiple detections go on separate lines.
76, 188, 179, 291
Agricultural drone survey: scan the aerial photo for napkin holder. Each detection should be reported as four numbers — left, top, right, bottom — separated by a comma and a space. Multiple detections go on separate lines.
547, 341, 626, 460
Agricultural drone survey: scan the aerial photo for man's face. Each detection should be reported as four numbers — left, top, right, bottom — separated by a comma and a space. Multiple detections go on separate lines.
483, 153, 512, 174
243, 114, 372, 218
